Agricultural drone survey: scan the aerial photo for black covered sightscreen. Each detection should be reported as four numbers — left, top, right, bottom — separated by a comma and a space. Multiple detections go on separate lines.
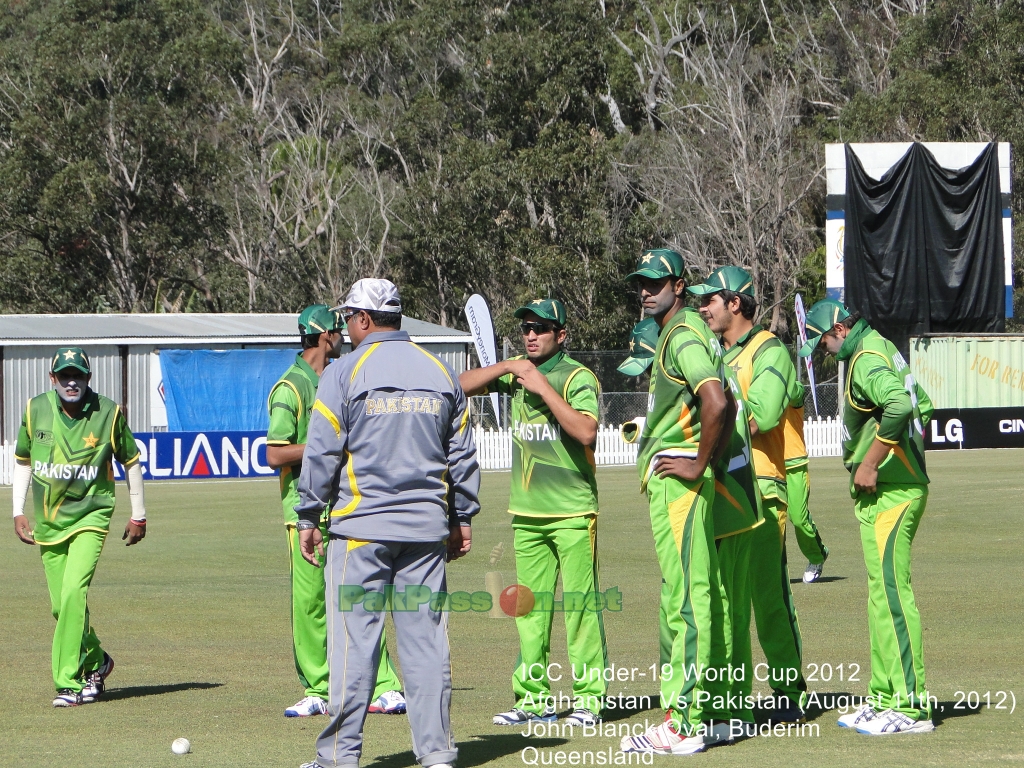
844, 143, 1005, 356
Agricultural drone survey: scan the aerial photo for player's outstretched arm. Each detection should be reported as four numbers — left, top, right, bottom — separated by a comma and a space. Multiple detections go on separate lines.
459, 359, 533, 396
11, 460, 34, 545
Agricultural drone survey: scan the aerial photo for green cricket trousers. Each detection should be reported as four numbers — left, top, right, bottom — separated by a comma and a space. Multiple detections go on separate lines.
855, 483, 930, 719
648, 471, 727, 734
786, 465, 829, 565
40, 529, 107, 692
510, 515, 608, 715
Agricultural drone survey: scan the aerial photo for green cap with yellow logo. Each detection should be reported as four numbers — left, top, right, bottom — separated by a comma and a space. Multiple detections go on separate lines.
617, 318, 659, 376
687, 266, 756, 298
798, 299, 851, 357
51, 347, 91, 374
626, 248, 686, 281
514, 298, 567, 327
298, 304, 343, 336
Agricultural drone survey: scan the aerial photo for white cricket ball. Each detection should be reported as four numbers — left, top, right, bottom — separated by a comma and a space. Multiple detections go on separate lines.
171, 738, 191, 755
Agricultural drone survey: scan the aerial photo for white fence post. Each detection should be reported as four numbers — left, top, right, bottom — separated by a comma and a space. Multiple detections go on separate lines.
1, 442, 13, 485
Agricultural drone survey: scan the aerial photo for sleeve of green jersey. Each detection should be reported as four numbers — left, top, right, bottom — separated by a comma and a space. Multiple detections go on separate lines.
14, 403, 31, 461
665, 328, 720, 396
112, 408, 141, 466
267, 383, 300, 446
851, 353, 913, 444
565, 369, 600, 420
485, 372, 515, 396
747, 342, 796, 432
915, 379, 934, 427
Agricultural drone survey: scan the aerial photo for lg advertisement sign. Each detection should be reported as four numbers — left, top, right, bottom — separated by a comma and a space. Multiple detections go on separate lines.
924, 408, 1024, 450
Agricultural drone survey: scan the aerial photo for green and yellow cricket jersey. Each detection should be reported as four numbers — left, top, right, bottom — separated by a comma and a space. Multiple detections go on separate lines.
267, 355, 323, 525
783, 380, 809, 471
15, 390, 140, 545
637, 308, 726, 490
487, 351, 600, 517
713, 365, 762, 539
838, 320, 933, 495
723, 326, 796, 500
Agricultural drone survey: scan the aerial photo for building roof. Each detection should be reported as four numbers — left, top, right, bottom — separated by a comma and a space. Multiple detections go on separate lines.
0, 313, 472, 346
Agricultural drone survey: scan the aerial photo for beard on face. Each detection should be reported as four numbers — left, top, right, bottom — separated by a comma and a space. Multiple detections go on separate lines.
55, 382, 86, 403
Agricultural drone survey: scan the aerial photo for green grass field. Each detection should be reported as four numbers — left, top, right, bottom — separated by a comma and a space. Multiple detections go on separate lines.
2, 450, 1023, 767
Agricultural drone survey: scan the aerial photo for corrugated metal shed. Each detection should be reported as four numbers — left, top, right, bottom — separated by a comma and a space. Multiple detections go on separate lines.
911, 334, 1024, 408
0, 313, 472, 442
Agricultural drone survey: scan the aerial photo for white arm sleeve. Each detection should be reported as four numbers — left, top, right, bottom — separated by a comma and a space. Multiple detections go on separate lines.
12, 461, 32, 518
125, 463, 147, 521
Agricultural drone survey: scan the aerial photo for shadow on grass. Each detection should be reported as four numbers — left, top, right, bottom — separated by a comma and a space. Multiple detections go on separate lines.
593, 693, 661, 723
365, 734, 569, 768
790, 576, 847, 584
933, 700, 987, 726
103, 682, 224, 701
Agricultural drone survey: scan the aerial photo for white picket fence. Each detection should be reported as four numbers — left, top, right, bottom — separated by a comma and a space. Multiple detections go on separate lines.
0, 417, 844, 482
474, 416, 844, 470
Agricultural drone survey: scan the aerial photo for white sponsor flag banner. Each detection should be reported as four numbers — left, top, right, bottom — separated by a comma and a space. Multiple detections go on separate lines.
464, 294, 500, 420
794, 293, 819, 414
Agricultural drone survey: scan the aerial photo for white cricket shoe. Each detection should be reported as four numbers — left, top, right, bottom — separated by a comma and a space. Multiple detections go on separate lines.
703, 721, 734, 745
493, 705, 557, 726
81, 652, 115, 703
285, 696, 328, 717
803, 562, 824, 583
855, 709, 935, 735
620, 718, 705, 755
52, 689, 84, 707
564, 708, 600, 727
837, 703, 877, 728
368, 690, 407, 714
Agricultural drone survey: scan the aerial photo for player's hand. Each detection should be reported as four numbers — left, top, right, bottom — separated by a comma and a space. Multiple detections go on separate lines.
299, 526, 324, 567
504, 359, 536, 379
446, 523, 472, 561
515, 366, 552, 396
654, 455, 705, 483
122, 520, 146, 546
853, 463, 879, 495
14, 515, 35, 545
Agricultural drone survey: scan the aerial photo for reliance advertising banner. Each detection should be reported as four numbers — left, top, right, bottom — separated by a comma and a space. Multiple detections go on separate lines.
113, 431, 274, 480
923, 408, 1024, 451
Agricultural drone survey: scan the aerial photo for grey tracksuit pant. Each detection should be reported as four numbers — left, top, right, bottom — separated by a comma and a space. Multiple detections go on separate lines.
316, 537, 456, 768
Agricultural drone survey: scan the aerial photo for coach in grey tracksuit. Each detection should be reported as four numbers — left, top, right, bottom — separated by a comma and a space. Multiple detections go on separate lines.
295, 278, 481, 768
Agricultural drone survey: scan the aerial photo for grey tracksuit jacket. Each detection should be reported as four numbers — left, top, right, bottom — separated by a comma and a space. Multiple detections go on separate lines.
295, 329, 481, 541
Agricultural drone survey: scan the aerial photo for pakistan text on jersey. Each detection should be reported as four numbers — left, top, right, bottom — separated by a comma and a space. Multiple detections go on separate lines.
34, 461, 100, 481
514, 422, 562, 442
365, 396, 442, 415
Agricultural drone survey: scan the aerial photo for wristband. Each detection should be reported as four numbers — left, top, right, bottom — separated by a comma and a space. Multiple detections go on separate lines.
129, 518, 147, 526
295, 519, 317, 531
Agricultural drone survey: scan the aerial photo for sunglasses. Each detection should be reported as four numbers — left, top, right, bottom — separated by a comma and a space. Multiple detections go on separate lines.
520, 322, 557, 335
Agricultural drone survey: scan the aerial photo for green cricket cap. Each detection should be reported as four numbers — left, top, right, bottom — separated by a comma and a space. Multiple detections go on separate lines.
687, 266, 756, 298
626, 248, 686, 281
798, 299, 851, 357
51, 347, 91, 374
514, 298, 567, 327
298, 304, 343, 336
617, 317, 659, 376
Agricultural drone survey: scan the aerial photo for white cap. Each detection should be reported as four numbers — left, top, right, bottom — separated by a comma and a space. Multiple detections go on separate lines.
334, 278, 402, 314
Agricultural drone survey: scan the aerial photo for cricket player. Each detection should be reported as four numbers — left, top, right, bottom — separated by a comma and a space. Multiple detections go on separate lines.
800, 300, 935, 735
295, 278, 480, 768
618, 249, 732, 755
460, 298, 607, 729
266, 305, 405, 718
783, 380, 830, 583
620, 316, 762, 737
11, 348, 146, 707
689, 265, 807, 723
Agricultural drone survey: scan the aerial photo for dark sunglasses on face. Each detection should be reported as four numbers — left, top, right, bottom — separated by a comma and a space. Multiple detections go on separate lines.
521, 322, 557, 335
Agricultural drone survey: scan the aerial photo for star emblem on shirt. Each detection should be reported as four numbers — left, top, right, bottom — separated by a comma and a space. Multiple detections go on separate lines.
83, 432, 99, 448
64, 350, 78, 361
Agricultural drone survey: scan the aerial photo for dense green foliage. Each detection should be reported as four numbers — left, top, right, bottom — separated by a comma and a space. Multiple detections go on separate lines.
1, 0, 1020, 345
